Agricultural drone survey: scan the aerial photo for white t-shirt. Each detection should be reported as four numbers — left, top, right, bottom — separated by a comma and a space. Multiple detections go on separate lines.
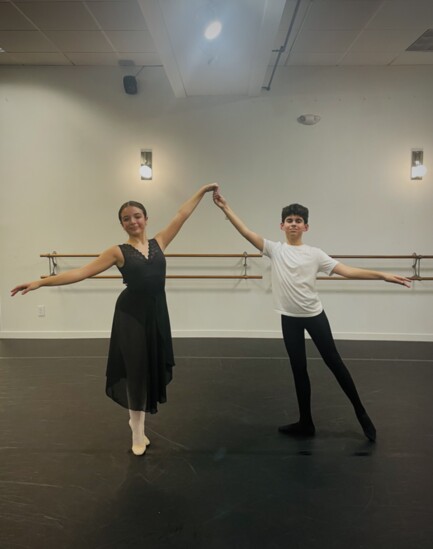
263, 240, 339, 317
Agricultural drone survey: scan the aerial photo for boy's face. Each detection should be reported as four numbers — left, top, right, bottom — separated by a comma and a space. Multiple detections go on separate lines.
280, 215, 309, 238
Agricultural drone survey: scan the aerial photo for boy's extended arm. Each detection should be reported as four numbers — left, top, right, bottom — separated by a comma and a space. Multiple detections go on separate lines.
332, 263, 411, 287
213, 191, 264, 252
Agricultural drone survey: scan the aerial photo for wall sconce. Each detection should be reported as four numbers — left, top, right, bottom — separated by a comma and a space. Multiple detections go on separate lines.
411, 148, 426, 180
140, 149, 152, 180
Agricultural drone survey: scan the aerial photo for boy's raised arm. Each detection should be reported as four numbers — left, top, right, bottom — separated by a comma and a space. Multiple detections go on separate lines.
213, 190, 264, 252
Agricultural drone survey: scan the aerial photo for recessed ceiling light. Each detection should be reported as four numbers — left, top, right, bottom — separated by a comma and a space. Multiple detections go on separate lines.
204, 20, 222, 40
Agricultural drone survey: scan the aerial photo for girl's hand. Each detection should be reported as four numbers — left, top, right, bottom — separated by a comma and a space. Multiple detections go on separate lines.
202, 183, 219, 194
11, 280, 41, 296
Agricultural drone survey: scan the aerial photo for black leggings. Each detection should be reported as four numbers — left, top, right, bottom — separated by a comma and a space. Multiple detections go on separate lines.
281, 311, 365, 424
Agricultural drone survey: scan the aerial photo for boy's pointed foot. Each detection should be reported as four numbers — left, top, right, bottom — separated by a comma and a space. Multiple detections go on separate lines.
357, 412, 376, 442
278, 422, 316, 437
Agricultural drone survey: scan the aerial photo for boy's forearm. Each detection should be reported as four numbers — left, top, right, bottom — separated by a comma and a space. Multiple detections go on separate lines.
220, 203, 249, 237
219, 203, 264, 251
336, 265, 385, 280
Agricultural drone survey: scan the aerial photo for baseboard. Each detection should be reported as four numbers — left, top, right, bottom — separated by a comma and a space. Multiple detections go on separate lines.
1, 330, 432, 341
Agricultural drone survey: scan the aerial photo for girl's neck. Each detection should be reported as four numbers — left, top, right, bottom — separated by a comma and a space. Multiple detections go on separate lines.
127, 234, 147, 246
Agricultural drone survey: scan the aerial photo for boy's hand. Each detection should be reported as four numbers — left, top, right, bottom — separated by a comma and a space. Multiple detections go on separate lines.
383, 274, 412, 287
213, 190, 227, 209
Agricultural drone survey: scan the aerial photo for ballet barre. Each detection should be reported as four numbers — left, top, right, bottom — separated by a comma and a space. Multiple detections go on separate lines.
316, 254, 433, 281
40, 252, 433, 281
40, 252, 263, 280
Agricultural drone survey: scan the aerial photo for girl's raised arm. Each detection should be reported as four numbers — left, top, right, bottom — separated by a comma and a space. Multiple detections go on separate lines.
155, 183, 218, 251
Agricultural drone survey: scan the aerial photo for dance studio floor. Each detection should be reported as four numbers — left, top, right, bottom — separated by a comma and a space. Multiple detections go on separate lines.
1, 338, 432, 549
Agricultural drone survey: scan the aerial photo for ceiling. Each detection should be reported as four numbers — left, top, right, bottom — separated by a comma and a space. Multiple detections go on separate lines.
1, 0, 433, 97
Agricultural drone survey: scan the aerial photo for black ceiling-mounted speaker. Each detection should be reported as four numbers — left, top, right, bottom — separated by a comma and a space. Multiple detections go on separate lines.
123, 75, 138, 95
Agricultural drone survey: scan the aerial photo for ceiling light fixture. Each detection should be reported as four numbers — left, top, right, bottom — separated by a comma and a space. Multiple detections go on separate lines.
204, 20, 222, 40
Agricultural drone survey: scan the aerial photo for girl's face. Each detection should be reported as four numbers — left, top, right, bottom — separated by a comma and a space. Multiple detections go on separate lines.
120, 206, 147, 236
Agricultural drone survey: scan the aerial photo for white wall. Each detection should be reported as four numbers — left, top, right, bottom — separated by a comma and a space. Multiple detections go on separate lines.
1, 65, 432, 340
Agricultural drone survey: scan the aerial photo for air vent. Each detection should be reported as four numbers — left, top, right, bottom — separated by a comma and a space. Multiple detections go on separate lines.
406, 29, 433, 51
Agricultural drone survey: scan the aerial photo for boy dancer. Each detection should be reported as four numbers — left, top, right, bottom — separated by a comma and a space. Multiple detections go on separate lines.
213, 193, 411, 441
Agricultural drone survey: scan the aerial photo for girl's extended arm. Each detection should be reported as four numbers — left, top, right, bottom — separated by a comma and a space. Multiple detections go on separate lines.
213, 190, 264, 252
155, 183, 218, 251
332, 263, 411, 287
11, 246, 121, 296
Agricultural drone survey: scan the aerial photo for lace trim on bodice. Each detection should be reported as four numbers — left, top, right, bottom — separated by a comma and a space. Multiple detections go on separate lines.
123, 239, 159, 262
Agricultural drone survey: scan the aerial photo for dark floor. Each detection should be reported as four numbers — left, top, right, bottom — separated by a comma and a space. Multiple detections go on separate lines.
0, 338, 432, 549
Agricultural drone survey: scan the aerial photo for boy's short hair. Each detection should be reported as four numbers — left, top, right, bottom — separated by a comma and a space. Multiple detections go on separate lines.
281, 204, 309, 224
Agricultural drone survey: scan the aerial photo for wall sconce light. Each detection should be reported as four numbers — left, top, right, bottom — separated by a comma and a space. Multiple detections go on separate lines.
140, 149, 152, 180
411, 148, 426, 180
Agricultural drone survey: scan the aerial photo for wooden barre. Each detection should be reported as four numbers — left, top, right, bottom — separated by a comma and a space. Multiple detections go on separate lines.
40, 251, 264, 279
40, 252, 433, 281
40, 253, 263, 258
317, 276, 433, 281
41, 275, 263, 280
40, 275, 433, 281
40, 253, 433, 259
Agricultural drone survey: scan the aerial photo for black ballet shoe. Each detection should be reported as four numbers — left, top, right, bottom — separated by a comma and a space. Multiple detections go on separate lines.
357, 412, 376, 442
278, 422, 316, 437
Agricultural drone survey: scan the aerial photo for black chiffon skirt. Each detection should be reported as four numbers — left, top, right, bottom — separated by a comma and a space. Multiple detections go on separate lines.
105, 288, 175, 413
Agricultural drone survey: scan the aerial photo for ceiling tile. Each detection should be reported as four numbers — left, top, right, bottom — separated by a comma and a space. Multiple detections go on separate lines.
44, 30, 113, 52
292, 29, 360, 53
16, 2, 99, 30
65, 51, 121, 65
86, 1, 147, 30
303, 0, 381, 30
0, 3, 36, 30
0, 52, 23, 64
286, 52, 342, 65
64, 51, 161, 66
0, 51, 72, 64
339, 51, 396, 65
104, 30, 155, 52
367, 0, 433, 29
392, 50, 433, 64
116, 52, 161, 65
0, 30, 57, 52
349, 29, 426, 52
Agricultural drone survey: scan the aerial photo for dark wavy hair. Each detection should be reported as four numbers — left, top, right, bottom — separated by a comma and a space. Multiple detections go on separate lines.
281, 203, 309, 224
118, 201, 147, 223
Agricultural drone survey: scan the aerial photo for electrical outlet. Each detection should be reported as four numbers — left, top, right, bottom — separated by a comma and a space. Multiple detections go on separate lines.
37, 305, 45, 317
